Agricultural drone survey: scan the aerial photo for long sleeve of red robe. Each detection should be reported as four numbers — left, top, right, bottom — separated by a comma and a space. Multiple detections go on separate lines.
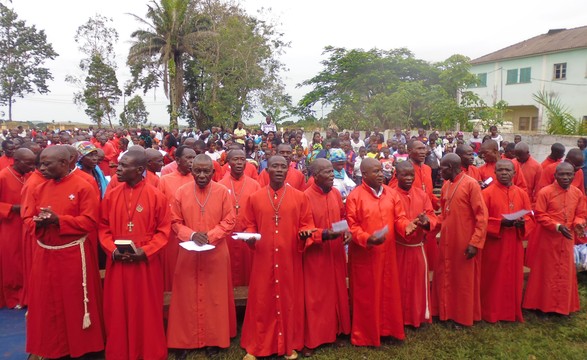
22, 174, 104, 359
158, 170, 195, 291
523, 183, 586, 315
432, 172, 488, 326
0, 167, 28, 309
395, 186, 438, 328
481, 183, 534, 323
218, 174, 261, 286
303, 184, 350, 349
346, 184, 410, 346
240, 185, 315, 357
99, 181, 170, 360
167, 181, 237, 349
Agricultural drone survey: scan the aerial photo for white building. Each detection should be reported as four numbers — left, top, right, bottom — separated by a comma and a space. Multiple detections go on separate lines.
468, 26, 587, 133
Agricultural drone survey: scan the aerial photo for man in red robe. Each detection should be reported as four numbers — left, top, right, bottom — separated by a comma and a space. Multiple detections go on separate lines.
523, 162, 587, 315
514, 142, 542, 205
302, 159, 350, 355
105, 148, 159, 193
0, 140, 15, 169
537, 148, 585, 195
432, 154, 488, 327
95, 134, 118, 176
394, 161, 438, 327
479, 140, 526, 191
241, 155, 315, 360
0, 148, 36, 309
346, 158, 416, 346
146, 147, 164, 176
456, 144, 482, 182
158, 145, 196, 291
22, 146, 104, 358
99, 151, 170, 360
167, 155, 236, 359
541, 143, 565, 169
218, 149, 260, 286
258, 143, 306, 191
481, 160, 534, 323
161, 139, 225, 181
221, 144, 259, 181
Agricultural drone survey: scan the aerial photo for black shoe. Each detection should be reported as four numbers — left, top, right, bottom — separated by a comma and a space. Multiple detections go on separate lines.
205, 346, 220, 358
176, 349, 189, 360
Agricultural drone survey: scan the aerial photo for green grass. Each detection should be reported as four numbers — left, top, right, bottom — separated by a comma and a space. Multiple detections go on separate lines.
181, 273, 587, 360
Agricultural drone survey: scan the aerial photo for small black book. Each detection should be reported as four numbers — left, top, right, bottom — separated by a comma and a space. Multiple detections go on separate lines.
114, 240, 137, 254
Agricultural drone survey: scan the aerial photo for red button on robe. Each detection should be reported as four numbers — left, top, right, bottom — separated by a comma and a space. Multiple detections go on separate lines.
481, 182, 534, 323
346, 184, 410, 346
218, 174, 260, 286
22, 174, 104, 359
395, 186, 438, 327
523, 183, 586, 315
167, 181, 237, 349
303, 184, 350, 349
432, 172, 488, 326
0, 166, 29, 308
99, 181, 170, 360
240, 185, 315, 357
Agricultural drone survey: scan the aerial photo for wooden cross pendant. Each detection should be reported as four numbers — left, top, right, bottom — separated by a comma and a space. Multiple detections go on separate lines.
274, 213, 280, 226
235, 204, 240, 215
127, 221, 134, 232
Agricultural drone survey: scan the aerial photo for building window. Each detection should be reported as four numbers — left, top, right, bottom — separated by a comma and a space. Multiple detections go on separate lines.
553, 63, 567, 80
506, 69, 518, 84
520, 67, 531, 83
518, 116, 538, 131
468, 73, 487, 88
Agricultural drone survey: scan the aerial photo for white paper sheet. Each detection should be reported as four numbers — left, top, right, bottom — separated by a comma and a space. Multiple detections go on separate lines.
232, 232, 261, 241
180, 241, 215, 252
502, 209, 532, 221
373, 225, 389, 239
332, 220, 349, 233
483, 177, 493, 186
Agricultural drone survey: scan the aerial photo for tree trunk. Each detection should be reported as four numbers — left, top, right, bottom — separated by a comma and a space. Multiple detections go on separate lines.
8, 99, 12, 122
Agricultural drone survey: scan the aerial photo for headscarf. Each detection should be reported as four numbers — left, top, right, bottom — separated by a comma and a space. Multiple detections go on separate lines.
329, 148, 347, 179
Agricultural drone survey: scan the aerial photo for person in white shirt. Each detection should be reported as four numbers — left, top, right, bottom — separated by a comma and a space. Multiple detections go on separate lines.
260, 115, 277, 134
350, 130, 365, 153
489, 125, 503, 144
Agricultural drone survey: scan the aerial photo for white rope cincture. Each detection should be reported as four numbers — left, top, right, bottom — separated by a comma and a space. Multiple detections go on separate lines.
396, 240, 430, 320
37, 235, 91, 329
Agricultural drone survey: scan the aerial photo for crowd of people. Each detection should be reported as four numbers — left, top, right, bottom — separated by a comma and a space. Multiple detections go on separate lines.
0, 118, 585, 360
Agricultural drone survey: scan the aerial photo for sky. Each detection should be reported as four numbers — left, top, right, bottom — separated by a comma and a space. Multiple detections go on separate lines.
4, 0, 587, 127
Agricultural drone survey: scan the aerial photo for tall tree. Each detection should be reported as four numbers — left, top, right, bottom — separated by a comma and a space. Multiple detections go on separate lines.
82, 54, 121, 128
127, 0, 214, 129
0, 4, 58, 120
120, 95, 149, 128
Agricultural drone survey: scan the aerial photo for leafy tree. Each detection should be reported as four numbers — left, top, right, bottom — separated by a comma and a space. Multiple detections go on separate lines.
127, 0, 214, 129
0, 4, 58, 120
120, 95, 149, 128
82, 54, 121, 128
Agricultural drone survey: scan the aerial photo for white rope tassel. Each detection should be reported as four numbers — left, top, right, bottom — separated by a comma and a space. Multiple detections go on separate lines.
37, 236, 91, 329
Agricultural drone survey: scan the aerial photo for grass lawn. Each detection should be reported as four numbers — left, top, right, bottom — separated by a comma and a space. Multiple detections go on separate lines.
180, 272, 587, 360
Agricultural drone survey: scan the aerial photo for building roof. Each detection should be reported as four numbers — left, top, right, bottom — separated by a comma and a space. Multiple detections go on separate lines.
471, 26, 587, 64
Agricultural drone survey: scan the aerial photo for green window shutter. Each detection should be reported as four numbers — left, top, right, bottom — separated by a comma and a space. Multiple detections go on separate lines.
506, 69, 518, 84
520, 67, 531, 83
478, 73, 487, 87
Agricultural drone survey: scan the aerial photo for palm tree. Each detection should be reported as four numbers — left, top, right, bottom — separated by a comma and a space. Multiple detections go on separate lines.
127, 0, 212, 129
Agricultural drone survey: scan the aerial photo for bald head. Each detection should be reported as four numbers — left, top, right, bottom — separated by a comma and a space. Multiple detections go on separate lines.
183, 137, 196, 148
550, 143, 565, 160
479, 139, 499, 163
440, 153, 462, 182
226, 149, 246, 162
455, 144, 472, 156
39, 146, 70, 180
128, 145, 145, 152
145, 148, 164, 173
13, 148, 35, 162
193, 153, 213, 167
13, 148, 36, 175
480, 139, 498, 151
395, 159, 414, 173
192, 154, 214, 188
310, 158, 332, 175
63, 145, 79, 168
122, 149, 147, 168
360, 157, 380, 173
564, 148, 584, 170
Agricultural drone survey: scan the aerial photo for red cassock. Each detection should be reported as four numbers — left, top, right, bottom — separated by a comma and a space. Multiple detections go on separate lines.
167, 181, 237, 349
161, 160, 224, 181
73, 168, 101, 199
241, 185, 315, 357
158, 170, 194, 291
22, 173, 104, 358
258, 167, 306, 191
540, 157, 561, 169
537, 163, 585, 196
346, 184, 410, 346
515, 156, 543, 205
0, 166, 29, 308
96, 141, 118, 176
523, 183, 586, 315
303, 184, 351, 349
0, 155, 14, 170
20, 170, 46, 306
479, 161, 527, 192
99, 181, 170, 360
395, 186, 438, 327
463, 165, 482, 182
218, 174, 260, 286
222, 162, 259, 181
432, 172, 488, 326
106, 170, 160, 194
481, 183, 534, 323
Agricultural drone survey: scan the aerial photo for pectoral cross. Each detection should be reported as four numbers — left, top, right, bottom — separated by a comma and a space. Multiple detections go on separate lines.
235, 205, 240, 215
127, 221, 134, 232
274, 213, 280, 226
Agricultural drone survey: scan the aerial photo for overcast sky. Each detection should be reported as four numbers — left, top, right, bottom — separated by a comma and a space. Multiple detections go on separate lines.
5, 0, 587, 126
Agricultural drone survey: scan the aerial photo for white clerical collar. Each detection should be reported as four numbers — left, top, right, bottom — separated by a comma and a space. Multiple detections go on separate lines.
368, 184, 383, 198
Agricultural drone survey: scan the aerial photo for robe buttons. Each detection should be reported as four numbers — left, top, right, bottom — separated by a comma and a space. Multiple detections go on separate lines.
275, 248, 279, 252
275, 230, 279, 234
276, 295, 280, 299
275, 280, 279, 283
275, 264, 279, 268
279, 332, 282, 336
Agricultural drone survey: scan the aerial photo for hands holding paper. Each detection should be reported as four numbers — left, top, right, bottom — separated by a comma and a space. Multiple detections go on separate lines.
191, 232, 209, 246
